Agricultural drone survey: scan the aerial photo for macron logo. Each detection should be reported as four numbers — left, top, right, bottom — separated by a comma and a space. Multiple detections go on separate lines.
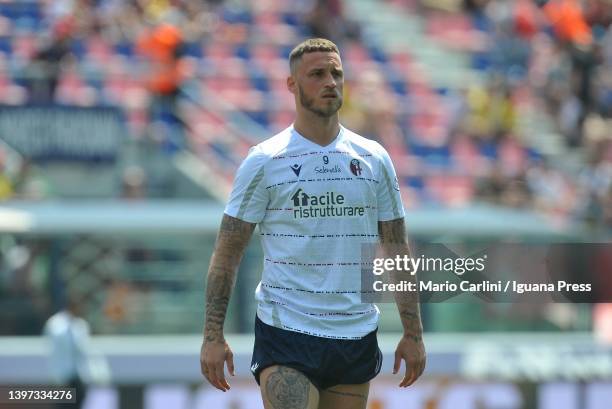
251, 362, 259, 373
290, 164, 302, 177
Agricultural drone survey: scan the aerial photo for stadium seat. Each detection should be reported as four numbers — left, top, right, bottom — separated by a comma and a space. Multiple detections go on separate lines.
221, 8, 253, 25
181, 41, 202, 59
86, 36, 112, 61
248, 67, 270, 92
0, 37, 11, 54
115, 41, 134, 57
233, 43, 251, 60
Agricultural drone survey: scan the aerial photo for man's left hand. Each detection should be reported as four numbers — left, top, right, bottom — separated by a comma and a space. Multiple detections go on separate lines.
393, 334, 426, 387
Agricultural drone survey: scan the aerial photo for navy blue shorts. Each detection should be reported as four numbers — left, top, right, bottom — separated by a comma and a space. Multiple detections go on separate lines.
250, 315, 382, 390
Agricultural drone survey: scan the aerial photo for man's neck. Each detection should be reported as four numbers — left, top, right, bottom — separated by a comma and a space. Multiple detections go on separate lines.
293, 113, 340, 147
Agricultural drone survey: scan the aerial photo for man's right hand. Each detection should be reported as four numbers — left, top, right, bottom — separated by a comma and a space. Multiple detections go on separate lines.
200, 340, 235, 392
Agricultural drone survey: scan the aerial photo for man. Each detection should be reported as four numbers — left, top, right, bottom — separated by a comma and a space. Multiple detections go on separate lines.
43, 293, 110, 408
200, 38, 426, 409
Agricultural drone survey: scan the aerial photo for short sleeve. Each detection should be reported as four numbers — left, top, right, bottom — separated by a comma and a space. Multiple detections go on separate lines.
376, 146, 406, 221
224, 145, 269, 223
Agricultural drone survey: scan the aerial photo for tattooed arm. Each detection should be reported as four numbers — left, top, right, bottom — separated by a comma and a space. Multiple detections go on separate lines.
378, 218, 426, 387
201, 214, 256, 392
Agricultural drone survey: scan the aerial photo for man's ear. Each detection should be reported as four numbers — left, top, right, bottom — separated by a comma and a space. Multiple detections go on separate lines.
287, 75, 296, 95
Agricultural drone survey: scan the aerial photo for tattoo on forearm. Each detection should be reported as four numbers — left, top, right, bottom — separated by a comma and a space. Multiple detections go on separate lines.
205, 267, 234, 342
398, 307, 423, 339
218, 213, 254, 235
325, 388, 368, 402
400, 310, 423, 341
265, 367, 310, 409
378, 217, 407, 244
204, 215, 255, 343
378, 218, 423, 339
400, 311, 418, 320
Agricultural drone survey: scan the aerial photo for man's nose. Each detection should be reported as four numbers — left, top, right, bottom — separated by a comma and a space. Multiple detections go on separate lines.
324, 72, 337, 88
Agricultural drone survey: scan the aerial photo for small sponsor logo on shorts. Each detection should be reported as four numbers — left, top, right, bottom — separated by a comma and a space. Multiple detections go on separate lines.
250, 362, 259, 373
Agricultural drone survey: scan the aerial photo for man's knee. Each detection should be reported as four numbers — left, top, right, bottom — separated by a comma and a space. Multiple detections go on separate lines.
260, 365, 319, 409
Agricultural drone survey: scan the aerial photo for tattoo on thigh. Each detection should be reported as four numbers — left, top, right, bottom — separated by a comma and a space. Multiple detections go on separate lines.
265, 367, 310, 409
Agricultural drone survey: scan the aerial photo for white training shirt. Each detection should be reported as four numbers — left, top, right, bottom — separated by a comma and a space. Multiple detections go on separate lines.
224, 125, 405, 339
43, 311, 111, 384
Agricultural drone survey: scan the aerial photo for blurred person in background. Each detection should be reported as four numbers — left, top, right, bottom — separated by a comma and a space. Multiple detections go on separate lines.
121, 165, 147, 200
137, 22, 189, 151
43, 291, 110, 408
12, 159, 52, 200
0, 150, 14, 200
476, 163, 532, 209
305, 0, 361, 44
201, 38, 425, 409
0, 239, 47, 335
542, 0, 603, 146
25, 16, 75, 104
578, 139, 612, 228
464, 76, 517, 142
526, 159, 575, 216
463, 0, 490, 14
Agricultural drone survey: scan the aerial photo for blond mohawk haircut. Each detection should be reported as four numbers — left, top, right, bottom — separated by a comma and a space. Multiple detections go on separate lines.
289, 38, 340, 74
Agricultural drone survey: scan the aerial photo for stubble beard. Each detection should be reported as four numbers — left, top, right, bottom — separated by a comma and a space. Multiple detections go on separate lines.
298, 84, 343, 118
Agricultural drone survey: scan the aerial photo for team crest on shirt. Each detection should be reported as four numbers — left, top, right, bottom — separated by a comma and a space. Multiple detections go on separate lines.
350, 159, 362, 176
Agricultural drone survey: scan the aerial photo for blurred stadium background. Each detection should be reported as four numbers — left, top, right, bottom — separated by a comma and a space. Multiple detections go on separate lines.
0, 0, 611, 408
